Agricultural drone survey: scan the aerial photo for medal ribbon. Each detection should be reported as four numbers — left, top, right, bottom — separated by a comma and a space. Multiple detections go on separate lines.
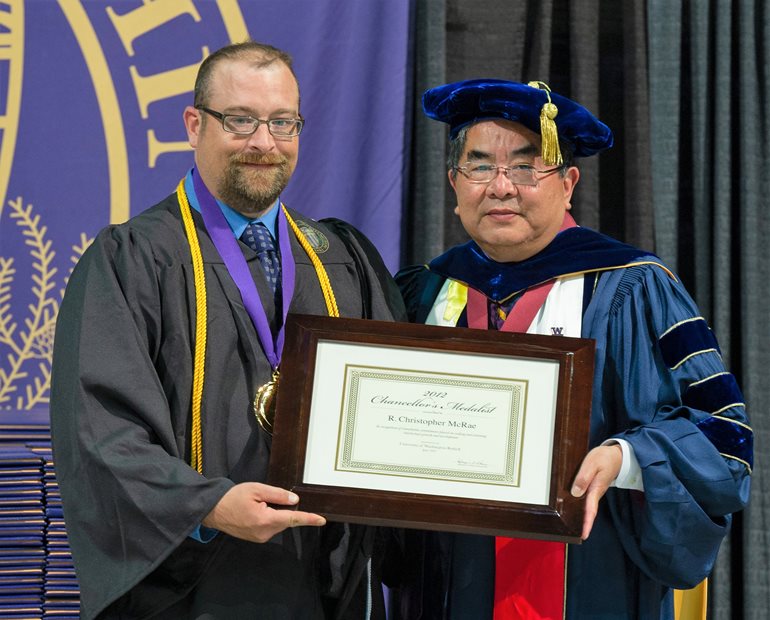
465, 212, 576, 620
179, 170, 338, 466
192, 168, 295, 369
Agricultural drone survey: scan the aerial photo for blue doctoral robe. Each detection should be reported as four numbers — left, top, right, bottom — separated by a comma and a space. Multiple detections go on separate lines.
391, 226, 752, 619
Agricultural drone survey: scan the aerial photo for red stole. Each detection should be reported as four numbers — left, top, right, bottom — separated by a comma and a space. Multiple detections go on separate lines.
465, 214, 576, 620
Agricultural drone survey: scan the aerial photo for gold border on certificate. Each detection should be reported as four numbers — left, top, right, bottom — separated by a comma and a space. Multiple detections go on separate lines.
335, 365, 527, 486
268, 314, 595, 542
303, 339, 560, 507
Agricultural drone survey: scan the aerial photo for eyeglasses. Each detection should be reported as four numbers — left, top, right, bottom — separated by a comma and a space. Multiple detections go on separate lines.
196, 106, 304, 138
453, 162, 564, 186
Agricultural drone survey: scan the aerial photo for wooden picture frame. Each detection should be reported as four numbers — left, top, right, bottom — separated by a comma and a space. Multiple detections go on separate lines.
267, 314, 595, 543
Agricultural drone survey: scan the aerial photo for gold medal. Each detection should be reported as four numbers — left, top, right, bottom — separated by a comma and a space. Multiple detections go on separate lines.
254, 369, 280, 433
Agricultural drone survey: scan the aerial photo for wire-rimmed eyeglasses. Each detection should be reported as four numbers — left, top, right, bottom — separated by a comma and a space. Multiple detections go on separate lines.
196, 106, 304, 138
453, 162, 564, 186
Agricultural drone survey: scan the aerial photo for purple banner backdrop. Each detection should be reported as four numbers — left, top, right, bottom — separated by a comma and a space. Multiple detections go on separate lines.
0, 0, 413, 417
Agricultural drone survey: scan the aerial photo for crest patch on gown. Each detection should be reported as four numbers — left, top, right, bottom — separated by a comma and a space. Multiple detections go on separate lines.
297, 221, 330, 253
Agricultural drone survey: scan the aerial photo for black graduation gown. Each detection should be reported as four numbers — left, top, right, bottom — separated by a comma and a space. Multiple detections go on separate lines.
50, 193, 405, 620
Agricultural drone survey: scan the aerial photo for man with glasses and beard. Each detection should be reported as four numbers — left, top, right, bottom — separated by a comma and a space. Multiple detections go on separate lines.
50, 41, 404, 620
390, 79, 752, 619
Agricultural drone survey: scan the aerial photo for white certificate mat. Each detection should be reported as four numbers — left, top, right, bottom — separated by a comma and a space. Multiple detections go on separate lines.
303, 341, 560, 506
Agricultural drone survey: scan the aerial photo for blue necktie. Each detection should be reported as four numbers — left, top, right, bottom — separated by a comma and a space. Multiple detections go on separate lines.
241, 222, 281, 294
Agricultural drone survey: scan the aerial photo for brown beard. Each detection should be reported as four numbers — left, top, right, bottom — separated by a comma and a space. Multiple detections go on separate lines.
218, 153, 292, 216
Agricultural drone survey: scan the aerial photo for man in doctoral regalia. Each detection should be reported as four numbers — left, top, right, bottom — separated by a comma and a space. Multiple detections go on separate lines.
50, 41, 404, 619
390, 79, 752, 619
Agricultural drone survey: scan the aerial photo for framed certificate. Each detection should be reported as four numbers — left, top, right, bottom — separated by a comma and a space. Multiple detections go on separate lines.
267, 314, 595, 543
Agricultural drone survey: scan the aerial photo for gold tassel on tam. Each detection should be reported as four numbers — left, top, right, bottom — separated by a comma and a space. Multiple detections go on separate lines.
527, 81, 563, 166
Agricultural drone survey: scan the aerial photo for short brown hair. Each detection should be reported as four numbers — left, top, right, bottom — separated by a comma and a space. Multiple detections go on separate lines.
193, 41, 298, 108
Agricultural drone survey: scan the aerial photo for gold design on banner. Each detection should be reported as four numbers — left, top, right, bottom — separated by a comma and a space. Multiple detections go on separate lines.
54, 0, 250, 219
1, 1, 254, 407
0, 197, 91, 409
130, 55, 207, 120
57, 0, 130, 225
216, 0, 250, 42
104, 0, 248, 169
106, 0, 202, 57
0, 0, 24, 220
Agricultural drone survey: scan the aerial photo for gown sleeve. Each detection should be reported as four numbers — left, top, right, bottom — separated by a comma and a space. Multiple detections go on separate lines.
589, 263, 752, 588
50, 223, 233, 618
